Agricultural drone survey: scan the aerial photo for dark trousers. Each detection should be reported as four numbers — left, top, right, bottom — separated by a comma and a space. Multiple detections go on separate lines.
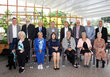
96, 59, 105, 68
9, 38, 17, 50
17, 52, 26, 67
65, 49, 75, 65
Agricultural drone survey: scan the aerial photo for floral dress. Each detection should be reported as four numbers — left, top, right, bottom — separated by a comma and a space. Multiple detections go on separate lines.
94, 38, 107, 61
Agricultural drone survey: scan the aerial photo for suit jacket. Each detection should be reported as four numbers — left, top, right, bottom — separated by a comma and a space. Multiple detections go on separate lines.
35, 27, 46, 39
72, 26, 86, 39
85, 26, 95, 40
22, 24, 35, 40
7, 24, 21, 43
47, 27, 59, 41
60, 27, 72, 42
95, 27, 108, 43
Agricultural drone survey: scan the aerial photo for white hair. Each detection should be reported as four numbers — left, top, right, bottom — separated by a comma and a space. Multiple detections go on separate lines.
18, 31, 26, 39
81, 32, 86, 36
97, 32, 102, 37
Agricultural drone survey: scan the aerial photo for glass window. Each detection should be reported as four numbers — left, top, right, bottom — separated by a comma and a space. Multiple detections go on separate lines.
43, 17, 50, 28
35, 16, 42, 24
8, 0, 16, 5
18, 0, 25, 6
27, 8, 34, 15
71, 18, 76, 24
0, 6, 7, 14
8, 6, 16, 14
35, 8, 42, 15
18, 7, 25, 15
58, 11, 64, 17
58, 17, 64, 24
43, 9, 50, 16
51, 17, 57, 24
0, 0, 7, 5
51, 10, 57, 16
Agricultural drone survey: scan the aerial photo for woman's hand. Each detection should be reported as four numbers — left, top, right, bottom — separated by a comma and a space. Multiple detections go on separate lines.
52, 47, 58, 51
39, 50, 42, 53
20, 50, 24, 53
67, 48, 72, 51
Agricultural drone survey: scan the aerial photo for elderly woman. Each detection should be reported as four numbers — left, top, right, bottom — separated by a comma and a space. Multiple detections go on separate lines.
62, 31, 77, 68
94, 32, 107, 68
16, 31, 30, 73
77, 32, 92, 67
48, 32, 60, 70
34, 32, 46, 70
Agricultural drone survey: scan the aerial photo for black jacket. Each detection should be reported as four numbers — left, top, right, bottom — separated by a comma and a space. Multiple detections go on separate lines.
35, 27, 47, 39
22, 24, 35, 40
15, 38, 30, 56
95, 27, 108, 43
60, 27, 72, 42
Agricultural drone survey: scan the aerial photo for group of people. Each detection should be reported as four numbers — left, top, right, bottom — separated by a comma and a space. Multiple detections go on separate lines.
6, 17, 108, 73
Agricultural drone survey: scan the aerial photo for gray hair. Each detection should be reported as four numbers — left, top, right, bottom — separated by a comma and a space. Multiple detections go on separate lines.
81, 32, 86, 36
97, 32, 102, 37
18, 31, 26, 39
66, 31, 71, 35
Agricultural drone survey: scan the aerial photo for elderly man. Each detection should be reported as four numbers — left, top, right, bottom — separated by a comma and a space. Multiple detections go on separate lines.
22, 18, 35, 66
35, 21, 46, 39
72, 20, 86, 45
95, 20, 108, 45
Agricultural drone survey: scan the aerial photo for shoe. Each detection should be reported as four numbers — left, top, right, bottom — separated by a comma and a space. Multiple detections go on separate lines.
19, 67, 22, 73
40, 65, 43, 69
56, 68, 60, 70
21, 69, 25, 73
37, 65, 40, 69
53, 67, 57, 70
9, 67, 12, 70
6, 64, 9, 67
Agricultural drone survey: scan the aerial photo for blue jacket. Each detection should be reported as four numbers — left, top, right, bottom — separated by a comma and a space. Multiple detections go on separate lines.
85, 26, 95, 40
34, 38, 46, 53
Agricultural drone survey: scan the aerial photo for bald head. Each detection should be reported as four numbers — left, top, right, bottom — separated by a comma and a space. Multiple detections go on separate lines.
87, 20, 91, 26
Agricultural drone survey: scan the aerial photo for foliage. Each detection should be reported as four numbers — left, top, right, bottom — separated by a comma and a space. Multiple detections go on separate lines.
0, 10, 12, 44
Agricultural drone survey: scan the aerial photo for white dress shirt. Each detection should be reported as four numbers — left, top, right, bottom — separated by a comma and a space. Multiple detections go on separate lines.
12, 24, 17, 38
65, 27, 68, 37
99, 27, 102, 33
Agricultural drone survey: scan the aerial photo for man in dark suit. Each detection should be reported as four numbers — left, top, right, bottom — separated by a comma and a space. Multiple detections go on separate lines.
35, 21, 46, 39
72, 20, 86, 45
60, 21, 72, 43
22, 18, 35, 41
95, 20, 108, 44
22, 18, 35, 65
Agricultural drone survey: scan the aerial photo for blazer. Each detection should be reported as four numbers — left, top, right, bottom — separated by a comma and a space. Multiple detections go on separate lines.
85, 26, 95, 40
95, 27, 108, 43
62, 37, 76, 51
22, 24, 35, 40
35, 27, 46, 39
60, 27, 72, 42
72, 26, 86, 39
34, 38, 46, 53
7, 24, 21, 43
15, 38, 30, 56
47, 27, 59, 41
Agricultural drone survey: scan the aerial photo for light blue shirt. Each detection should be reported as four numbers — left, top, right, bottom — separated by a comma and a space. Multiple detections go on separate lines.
85, 26, 95, 40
